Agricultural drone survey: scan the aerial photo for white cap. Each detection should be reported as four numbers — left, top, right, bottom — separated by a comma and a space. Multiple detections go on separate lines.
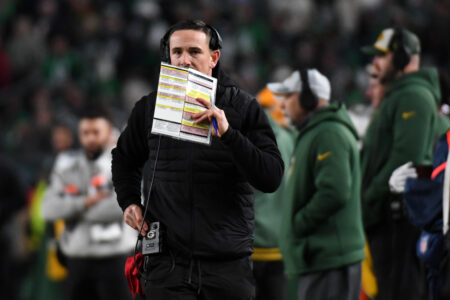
267, 69, 331, 101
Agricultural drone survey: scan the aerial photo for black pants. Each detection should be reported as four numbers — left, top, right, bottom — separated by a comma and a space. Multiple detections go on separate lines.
66, 255, 132, 300
253, 260, 286, 300
439, 248, 450, 299
140, 252, 255, 300
297, 262, 361, 300
367, 218, 427, 300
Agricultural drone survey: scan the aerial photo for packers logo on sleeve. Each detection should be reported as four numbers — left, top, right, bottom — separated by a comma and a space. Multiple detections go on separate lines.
402, 111, 416, 120
317, 151, 332, 161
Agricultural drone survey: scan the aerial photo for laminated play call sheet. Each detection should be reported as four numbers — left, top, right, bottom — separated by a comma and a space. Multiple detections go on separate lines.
151, 62, 217, 145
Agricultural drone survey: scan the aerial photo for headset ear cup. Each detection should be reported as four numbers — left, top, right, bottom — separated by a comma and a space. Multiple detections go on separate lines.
394, 47, 408, 70
299, 70, 318, 111
392, 28, 411, 70
160, 32, 170, 63
300, 92, 318, 111
207, 25, 223, 50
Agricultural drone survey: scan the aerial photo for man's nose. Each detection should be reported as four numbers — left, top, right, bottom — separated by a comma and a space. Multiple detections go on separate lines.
180, 53, 191, 66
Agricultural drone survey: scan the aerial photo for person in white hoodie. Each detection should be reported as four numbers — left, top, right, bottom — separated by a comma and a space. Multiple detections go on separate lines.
42, 108, 135, 300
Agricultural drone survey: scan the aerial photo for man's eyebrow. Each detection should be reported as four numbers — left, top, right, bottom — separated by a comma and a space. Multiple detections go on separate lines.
171, 46, 203, 52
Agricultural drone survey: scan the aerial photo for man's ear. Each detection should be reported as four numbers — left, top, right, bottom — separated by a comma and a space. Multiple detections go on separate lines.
210, 49, 221, 69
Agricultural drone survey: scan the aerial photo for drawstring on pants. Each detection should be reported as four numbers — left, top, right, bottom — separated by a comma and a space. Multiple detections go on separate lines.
186, 258, 203, 295
187, 258, 194, 284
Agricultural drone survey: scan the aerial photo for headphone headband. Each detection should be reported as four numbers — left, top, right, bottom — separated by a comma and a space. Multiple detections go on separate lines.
299, 69, 319, 111
391, 27, 411, 71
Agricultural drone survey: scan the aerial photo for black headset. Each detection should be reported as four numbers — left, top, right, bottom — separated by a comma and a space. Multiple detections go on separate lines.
391, 27, 412, 71
299, 69, 319, 111
160, 20, 223, 63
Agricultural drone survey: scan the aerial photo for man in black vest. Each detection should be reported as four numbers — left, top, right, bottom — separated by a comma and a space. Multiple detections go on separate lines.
112, 19, 284, 300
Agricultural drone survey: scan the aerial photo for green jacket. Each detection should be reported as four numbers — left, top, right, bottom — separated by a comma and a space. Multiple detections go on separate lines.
436, 114, 450, 141
361, 68, 440, 230
280, 102, 365, 275
253, 116, 295, 260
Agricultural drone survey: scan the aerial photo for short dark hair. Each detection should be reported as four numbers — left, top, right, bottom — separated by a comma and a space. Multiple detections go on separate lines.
162, 20, 222, 51
79, 104, 111, 123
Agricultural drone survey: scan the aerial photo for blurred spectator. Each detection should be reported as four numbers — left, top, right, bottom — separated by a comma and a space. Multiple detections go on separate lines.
41, 108, 135, 300
252, 87, 294, 300
365, 72, 385, 110
41, 33, 84, 88
20, 118, 75, 300
0, 32, 12, 89
348, 66, 386, 141
51, 124, 74, 153
6, 15, 46, 81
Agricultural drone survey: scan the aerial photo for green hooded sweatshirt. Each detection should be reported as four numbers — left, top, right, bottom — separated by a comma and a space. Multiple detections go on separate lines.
436, 114, 450, 141
361, 67, 440, 230
280, 102, 365, 275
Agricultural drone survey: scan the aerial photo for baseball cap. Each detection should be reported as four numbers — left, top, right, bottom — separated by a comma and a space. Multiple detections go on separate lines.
361, 28, 421, 56
267, 69, 331, 101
